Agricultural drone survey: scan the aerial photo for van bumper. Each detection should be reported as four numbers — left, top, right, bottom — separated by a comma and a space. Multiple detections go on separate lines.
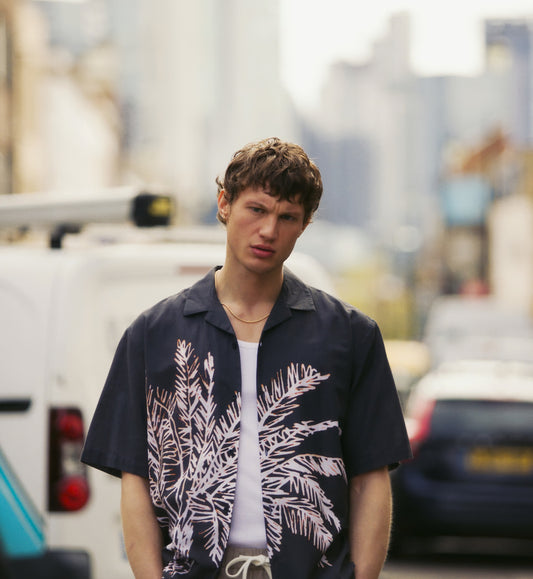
6, 549, 91, 579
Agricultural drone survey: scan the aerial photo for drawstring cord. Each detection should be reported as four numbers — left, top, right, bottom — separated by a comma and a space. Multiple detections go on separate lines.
225, 554, 272, 579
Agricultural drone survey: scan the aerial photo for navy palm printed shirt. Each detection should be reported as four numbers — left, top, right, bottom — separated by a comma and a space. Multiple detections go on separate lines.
81, 268, 412, 578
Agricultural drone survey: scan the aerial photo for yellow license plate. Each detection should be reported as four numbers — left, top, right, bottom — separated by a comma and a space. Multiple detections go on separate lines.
466, 447, 533, 474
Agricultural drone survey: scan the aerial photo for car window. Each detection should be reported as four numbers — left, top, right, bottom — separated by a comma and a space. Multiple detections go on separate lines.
431, 400, 533, 437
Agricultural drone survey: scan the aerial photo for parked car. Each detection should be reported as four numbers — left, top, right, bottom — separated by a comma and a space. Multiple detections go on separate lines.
391, 360, 533, 553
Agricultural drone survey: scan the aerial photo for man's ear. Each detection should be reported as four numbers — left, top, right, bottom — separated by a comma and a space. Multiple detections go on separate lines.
217, 189, 230, 222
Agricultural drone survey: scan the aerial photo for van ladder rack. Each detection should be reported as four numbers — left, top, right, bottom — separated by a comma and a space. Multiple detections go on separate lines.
0, 187, 174, 248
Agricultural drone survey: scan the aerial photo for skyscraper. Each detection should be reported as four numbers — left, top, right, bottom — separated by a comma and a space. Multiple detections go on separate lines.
137, 0, 295, 219
485, 19, 533, 146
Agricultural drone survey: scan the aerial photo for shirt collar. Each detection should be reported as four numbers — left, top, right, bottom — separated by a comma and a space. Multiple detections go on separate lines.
183, 266, 315, 332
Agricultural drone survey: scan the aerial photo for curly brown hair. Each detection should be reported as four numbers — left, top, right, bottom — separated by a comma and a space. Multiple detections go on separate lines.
216, 137, 323, 225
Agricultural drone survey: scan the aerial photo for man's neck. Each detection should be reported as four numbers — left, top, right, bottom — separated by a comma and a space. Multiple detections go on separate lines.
215, 266, 282, 342
216, 264, 283, 307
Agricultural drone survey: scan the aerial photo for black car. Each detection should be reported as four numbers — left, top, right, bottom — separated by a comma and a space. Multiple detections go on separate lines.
391, 360, 533, 553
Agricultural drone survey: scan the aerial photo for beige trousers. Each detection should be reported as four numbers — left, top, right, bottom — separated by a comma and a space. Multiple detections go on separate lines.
218, 546, 271, 579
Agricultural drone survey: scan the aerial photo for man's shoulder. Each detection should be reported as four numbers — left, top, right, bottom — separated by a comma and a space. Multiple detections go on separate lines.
135, 269, 216, 327
295, 276, 376, 329
145, 288, 188, 318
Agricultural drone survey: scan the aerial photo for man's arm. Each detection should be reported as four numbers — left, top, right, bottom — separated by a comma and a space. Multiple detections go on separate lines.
121, 472, 163, 579
349, 466, 392, 579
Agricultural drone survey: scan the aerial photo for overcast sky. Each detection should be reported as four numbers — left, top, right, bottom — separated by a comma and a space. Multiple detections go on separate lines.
280, 0, 533, 111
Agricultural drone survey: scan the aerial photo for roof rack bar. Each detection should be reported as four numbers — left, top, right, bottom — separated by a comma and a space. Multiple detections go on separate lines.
0, 187, 173, 230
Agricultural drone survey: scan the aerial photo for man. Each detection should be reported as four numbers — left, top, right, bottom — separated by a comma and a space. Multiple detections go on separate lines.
81, 137, 412, 579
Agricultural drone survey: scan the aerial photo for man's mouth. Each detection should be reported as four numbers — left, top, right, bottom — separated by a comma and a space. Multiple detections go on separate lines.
251, 245, 275, 258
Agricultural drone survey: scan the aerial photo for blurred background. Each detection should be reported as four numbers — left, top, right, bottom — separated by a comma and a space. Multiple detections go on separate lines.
2, 2, 533, 576
2, 0, 533, 343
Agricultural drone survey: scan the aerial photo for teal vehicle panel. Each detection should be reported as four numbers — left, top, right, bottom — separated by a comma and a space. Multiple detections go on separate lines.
0, 448, 45, 557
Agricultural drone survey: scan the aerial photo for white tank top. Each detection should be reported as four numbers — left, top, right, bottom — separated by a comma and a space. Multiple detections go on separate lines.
227, 340, 267, 547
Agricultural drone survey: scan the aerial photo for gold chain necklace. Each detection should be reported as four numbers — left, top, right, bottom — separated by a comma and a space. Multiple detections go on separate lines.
215, 271, 271, 324
220, 302, 270, 324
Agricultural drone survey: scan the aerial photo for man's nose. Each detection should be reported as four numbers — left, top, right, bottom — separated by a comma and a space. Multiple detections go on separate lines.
259, 214, 278, 239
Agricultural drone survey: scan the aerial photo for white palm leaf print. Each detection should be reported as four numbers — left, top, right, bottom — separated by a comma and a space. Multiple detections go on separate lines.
147, 343, 346, 570
147, 340, 241, 569
258, 363, 346, 559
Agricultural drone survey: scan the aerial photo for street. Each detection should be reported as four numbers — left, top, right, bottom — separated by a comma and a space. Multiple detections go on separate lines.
382, 537, 533, 578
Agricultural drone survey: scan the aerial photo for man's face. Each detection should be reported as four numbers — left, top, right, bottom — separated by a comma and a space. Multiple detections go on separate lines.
218, 186, 308, 277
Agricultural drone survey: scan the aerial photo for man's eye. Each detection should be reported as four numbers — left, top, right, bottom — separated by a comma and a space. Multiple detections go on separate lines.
250, 206, 264, 213
281, 214, 296, 221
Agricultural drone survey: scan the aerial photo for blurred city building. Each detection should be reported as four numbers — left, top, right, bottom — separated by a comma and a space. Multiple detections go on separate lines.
304, 13, 532, 240
306, 13, 415, 240
5, 0, 296, 220
1, 0, 49, 194
0, 0, 13, 194
2, 0, 120, 196
300, 12, 533, 328
134, 0, 296, 220
485, 19, 533, 146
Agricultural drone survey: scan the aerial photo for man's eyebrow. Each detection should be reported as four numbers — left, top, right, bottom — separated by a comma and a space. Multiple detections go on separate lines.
282, 206, 303, 215
285, 198, 305, 210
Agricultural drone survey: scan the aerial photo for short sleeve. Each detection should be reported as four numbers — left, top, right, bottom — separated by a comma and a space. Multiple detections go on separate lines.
81, 315, 148, 478
342, 318, 412, 478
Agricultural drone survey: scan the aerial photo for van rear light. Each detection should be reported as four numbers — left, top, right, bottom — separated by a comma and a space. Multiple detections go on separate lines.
407, 397, 436, 456
56, 475, 90, 511
48, 408, 90, 512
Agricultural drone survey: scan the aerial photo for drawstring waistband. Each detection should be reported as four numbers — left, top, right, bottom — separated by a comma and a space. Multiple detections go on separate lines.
225, 554, 272, 579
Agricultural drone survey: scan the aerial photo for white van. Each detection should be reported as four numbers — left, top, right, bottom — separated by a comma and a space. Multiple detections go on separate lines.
0, 192, 335, 578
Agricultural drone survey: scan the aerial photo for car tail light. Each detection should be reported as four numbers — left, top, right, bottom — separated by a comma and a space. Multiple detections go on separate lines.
48, 407, 90, 512
407, 397, 436, 456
